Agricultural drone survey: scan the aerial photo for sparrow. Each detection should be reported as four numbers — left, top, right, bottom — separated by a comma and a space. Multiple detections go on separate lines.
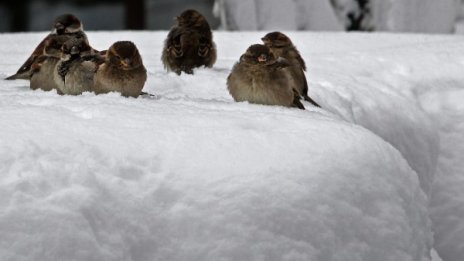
29, 37, 63, 92
94, 41, 147, 98
53, 37, 101, 95
262, 31, 320, 107
161, 9, 217, 75
227, 44, 305, 110
6, 13, 91, 80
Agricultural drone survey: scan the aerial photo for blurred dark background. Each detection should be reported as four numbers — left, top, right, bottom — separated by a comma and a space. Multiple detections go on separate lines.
0, 0, 219, 32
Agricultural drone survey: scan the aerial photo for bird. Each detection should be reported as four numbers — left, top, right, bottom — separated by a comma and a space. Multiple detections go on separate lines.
227, 44, 305, 110
93, 41, 147, 98
161, 9, 216, 75
262, 31, 320, 107
29, 37, 64, 92
6, 13, 91, 80
53, 37, 101, 95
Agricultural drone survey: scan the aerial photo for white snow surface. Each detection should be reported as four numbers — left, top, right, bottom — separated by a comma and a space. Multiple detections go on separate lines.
0, 31, 463, 261
419, 78, 464, 261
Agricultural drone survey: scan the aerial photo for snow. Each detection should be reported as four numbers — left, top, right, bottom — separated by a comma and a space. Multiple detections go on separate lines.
419, 83, 464, 261
0, 31, 463, 261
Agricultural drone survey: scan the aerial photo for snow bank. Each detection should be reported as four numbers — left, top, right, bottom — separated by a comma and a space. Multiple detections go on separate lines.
298, 33, 440, 196
419, 83, 464, 261
0, 93, 431, 261
300, 32, 464, 261
0, 32, 436, 260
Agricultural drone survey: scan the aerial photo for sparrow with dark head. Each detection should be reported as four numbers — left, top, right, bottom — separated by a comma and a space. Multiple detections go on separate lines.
94, 41, 147, 98
53, 37, 100, 95
29, 37, 64, 92
262, 31, 320, 107
162, 9, 216, 75
6, 14, 91, 80
227, 44, 305, 110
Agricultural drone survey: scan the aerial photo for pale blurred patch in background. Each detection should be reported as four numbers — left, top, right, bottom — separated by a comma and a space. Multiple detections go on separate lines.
0, 0, 463, 33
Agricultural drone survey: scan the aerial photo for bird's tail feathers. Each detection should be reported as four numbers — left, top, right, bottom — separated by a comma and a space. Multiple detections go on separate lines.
304, 95, 321, 108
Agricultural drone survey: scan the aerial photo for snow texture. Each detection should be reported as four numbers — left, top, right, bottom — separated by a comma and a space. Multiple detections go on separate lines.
0, 31, 463, 261
419, 81, 464, 261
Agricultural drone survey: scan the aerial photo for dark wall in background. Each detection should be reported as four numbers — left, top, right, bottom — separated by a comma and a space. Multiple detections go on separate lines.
147, 0, 218, 30
0, 0, 218, 32
0, 4, 11, 32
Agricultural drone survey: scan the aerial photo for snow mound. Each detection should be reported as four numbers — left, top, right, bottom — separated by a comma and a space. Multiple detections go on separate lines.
420, 84, 464, 261
2, 31, 458, 261
0, 92, 431, 261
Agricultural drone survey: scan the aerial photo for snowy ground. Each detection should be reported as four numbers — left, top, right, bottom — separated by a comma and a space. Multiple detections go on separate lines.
0, 31, 463, 261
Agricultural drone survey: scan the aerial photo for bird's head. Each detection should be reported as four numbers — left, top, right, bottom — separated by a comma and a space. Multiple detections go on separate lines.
240, 44, 275, 65
261, 31, 293, 48
176, 9, 207, 28
60, 37, 91, 61
43, 38, 63, 57
53, 14, 83, 35
107, 41, 143, 70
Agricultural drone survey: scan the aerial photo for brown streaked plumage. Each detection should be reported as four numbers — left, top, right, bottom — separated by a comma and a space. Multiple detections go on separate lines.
94, 41, 147, 98
162, 9, 216, 75
227, 44, 305, 110
262, 31, 320, 107
53, 37, 100, 95
30, 37, 64, 92
6, 14, 93, 81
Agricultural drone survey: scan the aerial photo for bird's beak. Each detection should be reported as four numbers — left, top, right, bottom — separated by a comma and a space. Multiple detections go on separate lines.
65, 25, 79, 33
257, 54, 267, 62
121, 58, 131, 67
62, 54, 71, 61
55, 22, 65, 31
70, 46, 79, 55
261, 38, 272, 47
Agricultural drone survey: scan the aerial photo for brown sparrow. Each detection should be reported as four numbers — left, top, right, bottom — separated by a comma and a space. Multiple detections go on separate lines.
53, 37, 100, 95
94, 41, 147, 98
30, 37, 63, 92
161, 9, 217, 75
227, 44, 305, 110
6, 14, 92, 81
262, 31, 320, 107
